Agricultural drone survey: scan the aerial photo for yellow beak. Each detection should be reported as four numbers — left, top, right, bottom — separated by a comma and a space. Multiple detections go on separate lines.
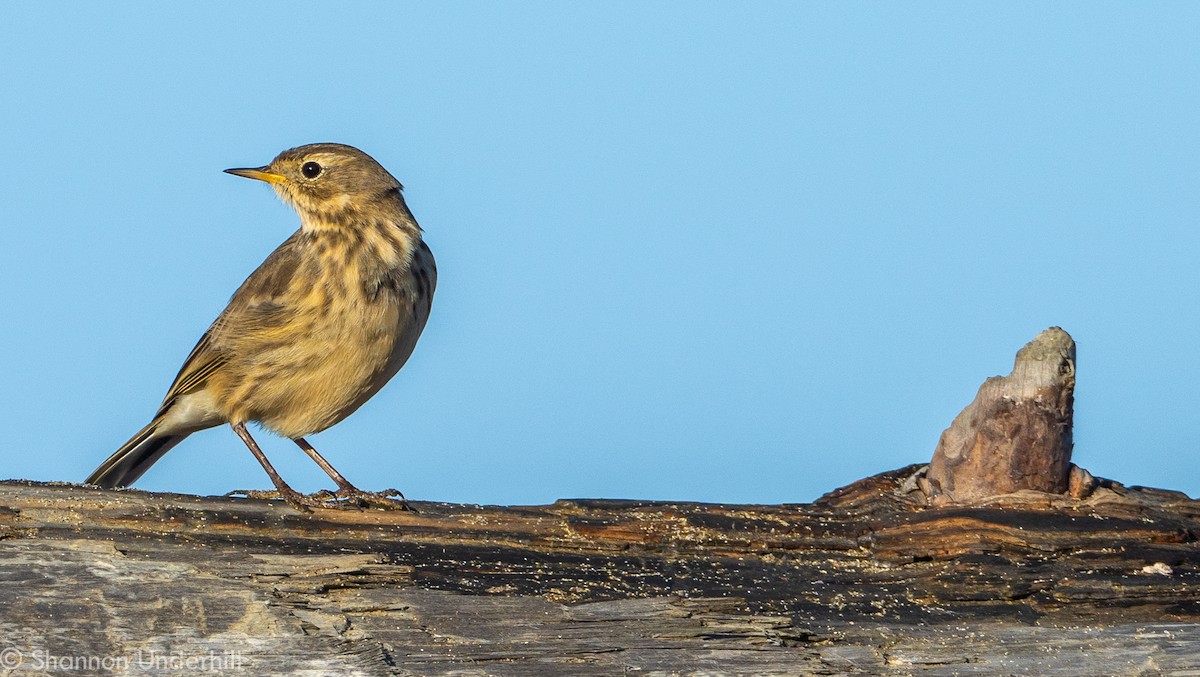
224, 166, 286, 184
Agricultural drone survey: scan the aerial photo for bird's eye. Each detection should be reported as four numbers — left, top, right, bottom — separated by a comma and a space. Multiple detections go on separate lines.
301, 161, 322, 179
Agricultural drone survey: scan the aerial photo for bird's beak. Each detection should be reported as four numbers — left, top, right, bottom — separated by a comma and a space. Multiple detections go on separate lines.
224, 166, 286, 184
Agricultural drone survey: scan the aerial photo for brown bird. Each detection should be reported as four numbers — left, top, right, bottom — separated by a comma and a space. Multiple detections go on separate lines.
86, 143, 436, 509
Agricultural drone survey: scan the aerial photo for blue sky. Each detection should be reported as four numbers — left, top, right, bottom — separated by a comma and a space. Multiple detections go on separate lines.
2, 3, 1198, 505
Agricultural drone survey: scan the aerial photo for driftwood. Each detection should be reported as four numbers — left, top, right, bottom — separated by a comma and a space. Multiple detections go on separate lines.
0, 327, 1197, 675
0, 477, 1197, 676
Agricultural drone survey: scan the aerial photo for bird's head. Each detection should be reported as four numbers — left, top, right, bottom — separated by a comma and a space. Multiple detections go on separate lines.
225, 143, 405, 224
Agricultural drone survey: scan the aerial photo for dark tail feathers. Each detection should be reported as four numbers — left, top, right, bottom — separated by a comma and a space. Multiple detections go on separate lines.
86, 420, 187, 489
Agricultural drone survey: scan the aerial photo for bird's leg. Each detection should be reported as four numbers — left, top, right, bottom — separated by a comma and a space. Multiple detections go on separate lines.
293, 437, 411, 510
226, 422, 313, 512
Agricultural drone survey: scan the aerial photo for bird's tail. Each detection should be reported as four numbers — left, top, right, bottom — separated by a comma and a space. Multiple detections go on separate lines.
86, 420, 188, 489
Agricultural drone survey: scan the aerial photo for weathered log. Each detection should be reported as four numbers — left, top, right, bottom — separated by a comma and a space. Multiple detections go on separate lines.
0, 476, 1197, 675
924, 327, 1083, 504
2, 327, 1195, 674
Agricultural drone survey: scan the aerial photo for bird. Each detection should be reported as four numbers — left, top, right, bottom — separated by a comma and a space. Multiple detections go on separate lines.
85, 143, 436, 510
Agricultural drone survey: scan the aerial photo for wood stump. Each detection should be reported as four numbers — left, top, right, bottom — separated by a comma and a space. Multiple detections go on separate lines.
923, 326, 1094, 504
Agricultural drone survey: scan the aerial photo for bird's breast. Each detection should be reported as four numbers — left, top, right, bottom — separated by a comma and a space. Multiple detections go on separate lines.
226, 237, 429, 438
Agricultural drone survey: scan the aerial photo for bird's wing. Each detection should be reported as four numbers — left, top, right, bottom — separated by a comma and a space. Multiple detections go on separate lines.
156, 232, 307, 415
368, 238, 437, 384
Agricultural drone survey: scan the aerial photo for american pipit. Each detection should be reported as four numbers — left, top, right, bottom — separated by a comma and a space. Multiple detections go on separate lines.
86, 143, 436, 510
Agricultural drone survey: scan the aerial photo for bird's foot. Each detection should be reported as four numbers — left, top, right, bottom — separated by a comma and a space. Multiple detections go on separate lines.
226, 486, 412, 512
225, 487, 320, 512
310, 486, 414, 511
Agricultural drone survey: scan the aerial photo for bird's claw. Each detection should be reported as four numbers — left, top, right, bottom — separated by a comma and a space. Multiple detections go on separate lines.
225, 487, 318, 512
226, 488, 283, 500
315, 487, 414, 511
226, 487, 412, 512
